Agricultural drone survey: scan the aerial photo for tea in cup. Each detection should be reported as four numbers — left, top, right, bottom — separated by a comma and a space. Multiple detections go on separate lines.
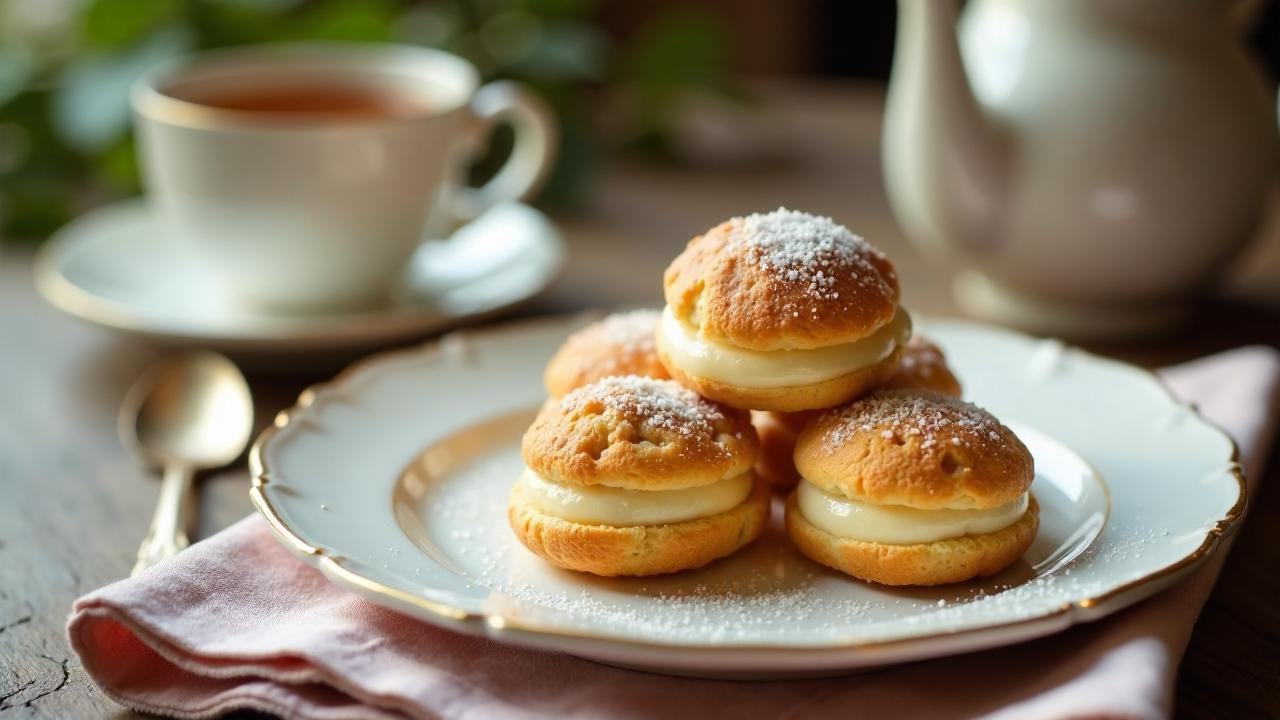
133, 43, 556, 312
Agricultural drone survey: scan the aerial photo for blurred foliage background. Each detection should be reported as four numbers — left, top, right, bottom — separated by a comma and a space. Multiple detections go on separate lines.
0, 0, 740, 241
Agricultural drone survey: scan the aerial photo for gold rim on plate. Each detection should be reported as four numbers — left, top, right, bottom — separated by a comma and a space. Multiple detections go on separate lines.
248, 315, 1247, 653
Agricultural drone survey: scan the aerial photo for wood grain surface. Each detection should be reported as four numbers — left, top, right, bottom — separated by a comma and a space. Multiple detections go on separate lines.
1, 81, 1277, 719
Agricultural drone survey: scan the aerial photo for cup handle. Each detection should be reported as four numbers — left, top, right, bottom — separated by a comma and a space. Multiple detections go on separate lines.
454, 81, 558, 220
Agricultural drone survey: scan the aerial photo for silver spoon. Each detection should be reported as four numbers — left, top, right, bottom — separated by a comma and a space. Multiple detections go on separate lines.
120, 351, 254, 576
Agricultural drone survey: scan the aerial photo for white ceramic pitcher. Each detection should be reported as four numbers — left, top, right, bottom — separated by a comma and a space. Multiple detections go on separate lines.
883, 0, 1277, 337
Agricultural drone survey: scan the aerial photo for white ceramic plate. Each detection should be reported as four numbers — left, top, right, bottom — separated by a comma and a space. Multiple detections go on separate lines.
250, 316, 1244, 678
33, 199, 564, 355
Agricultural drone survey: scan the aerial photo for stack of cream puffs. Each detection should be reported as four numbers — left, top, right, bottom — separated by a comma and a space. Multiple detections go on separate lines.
509, 208, 1036, 584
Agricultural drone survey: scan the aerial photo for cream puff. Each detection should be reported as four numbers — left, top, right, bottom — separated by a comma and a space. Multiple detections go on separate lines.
544, 309, 670, 398
751, 410, 816, 493
882, 336, 963, 397
754, 337, 959, 493
510, 375, 769, 576
786, 390, 1037, 586
657, 208, 911, 412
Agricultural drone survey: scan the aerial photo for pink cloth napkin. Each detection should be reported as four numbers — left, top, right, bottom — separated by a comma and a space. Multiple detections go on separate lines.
68, 347, 1280, 720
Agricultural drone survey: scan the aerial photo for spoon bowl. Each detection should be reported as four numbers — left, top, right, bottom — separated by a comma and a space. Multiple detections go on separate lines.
125, 353, 254, 469
121, 351, 253, 574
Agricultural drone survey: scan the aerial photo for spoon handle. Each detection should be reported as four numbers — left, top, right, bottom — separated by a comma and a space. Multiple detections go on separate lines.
131, 462, 194, 576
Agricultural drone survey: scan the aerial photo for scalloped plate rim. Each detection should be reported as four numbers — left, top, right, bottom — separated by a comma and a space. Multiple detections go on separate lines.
248, 313, 1245, 675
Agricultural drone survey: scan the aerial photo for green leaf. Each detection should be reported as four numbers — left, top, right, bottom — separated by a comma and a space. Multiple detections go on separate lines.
514, 20, 607, 82
82, 0, 182, 50
624, 10, 727, 90
0, 178, 75, 241
188, 0, 292, 47
0, 90, 81, 175
216, 0, 303, 11
0, 47, 35, 106
93, 135, 141, 194
395, 2, 466, 48
289, 0, 401, 42
52, 27, 193, 153
519, 0, 595, 20
532, 111, 595, 209
479, 10, 540, 66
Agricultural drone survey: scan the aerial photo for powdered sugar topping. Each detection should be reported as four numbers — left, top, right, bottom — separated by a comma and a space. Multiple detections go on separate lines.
587, 310, 659, 373
562, 375, 726, 438
830, 390, 1010, 452
734, 208, 890, 305
899, 337, 946, 379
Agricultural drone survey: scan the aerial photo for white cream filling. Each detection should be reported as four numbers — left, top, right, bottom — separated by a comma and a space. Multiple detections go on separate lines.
796, 480, 1029, 545
659, 305, 912, 389
519, 468, 754, 526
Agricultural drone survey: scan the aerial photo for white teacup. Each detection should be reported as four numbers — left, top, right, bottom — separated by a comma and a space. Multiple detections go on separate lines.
133, 43, 556, 312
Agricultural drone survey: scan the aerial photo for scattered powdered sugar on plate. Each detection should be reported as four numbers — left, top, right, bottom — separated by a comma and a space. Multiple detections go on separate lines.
425, 456, 898, 641
561, 375, 726, 439
832, 390, 1009, 452
889, 523, 1178, 635
733, 208, 892, 311
396, 431, 1133, 645
497, 578, 883, 642
509, 519, 1171, 644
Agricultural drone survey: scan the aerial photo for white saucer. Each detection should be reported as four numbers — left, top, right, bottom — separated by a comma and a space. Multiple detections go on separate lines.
34, 199, 564, 355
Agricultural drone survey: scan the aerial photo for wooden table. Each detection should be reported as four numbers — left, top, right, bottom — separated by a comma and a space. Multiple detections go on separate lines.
2, 80, 1277, 718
